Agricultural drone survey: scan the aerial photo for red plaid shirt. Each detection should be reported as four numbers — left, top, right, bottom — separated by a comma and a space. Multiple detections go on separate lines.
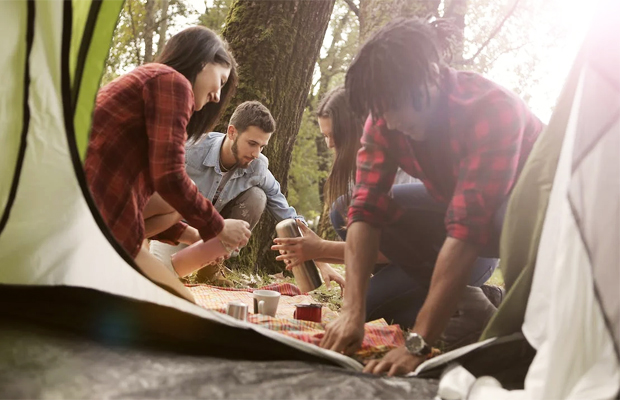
85, 64, 224, 257
349, 68, 544, 246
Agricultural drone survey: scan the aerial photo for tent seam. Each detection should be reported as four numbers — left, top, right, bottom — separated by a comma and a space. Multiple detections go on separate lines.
58, 1, 190, 301
71, 0, 102, 113
0, 0, 35, 237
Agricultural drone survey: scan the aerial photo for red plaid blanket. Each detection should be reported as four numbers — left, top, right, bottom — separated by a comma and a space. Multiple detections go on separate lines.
188, 283, 404, 362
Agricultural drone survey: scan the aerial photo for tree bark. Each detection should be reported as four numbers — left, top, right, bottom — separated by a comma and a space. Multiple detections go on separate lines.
359, 0, 440, 41
221, 0, 336, 273
444, 0, 467, 64
156, 0, 170, 57
143, 0, 156, 63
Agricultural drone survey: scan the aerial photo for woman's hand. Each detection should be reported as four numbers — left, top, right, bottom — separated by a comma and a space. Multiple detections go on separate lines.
217, 219, 251, 253
271, 219, 324, 266
316, 262, 345, 294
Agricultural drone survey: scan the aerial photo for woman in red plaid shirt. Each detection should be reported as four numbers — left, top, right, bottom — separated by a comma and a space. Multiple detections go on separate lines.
319, 18, 543, 374
85, 27, 251, 301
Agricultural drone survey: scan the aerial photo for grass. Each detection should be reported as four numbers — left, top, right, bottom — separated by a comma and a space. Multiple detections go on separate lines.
486, 267, 505, 287
185, 262, 504, 314
184, 261, 346, 311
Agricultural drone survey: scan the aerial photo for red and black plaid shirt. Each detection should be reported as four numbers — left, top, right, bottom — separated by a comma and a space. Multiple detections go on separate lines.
348, 68, 544, 246
85, 64, 224, 257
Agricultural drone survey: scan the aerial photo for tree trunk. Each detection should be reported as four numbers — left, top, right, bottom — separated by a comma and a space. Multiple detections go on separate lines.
444, 0, 467, 65
313, 10, 352, 241
221, 0, 336, 273
359, 0, 440, 41
143, 0, 156, 63
156, 0, 170, 57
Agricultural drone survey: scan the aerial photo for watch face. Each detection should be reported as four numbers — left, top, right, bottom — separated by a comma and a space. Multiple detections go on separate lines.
406, 333, 424, 353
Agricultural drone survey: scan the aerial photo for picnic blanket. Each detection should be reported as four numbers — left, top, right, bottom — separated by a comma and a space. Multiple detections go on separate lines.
188, 283, 405, 362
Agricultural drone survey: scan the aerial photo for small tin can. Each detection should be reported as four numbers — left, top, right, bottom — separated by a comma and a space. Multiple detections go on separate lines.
226, 301, 248, 322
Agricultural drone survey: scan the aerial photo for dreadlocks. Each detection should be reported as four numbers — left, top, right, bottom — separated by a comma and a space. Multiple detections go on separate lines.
345, 17, 458, 119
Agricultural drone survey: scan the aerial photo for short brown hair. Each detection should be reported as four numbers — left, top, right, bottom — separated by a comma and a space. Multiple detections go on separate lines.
229, 101, 276, 134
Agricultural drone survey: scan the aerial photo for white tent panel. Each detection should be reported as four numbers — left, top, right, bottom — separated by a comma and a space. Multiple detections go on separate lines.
437, 10, 620, 396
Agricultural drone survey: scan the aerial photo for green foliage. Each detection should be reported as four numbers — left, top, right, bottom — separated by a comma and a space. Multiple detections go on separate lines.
102, 0, 196, 85
198, 0, 234, 33
287, 110, 331, 221
459, 0, 572, 106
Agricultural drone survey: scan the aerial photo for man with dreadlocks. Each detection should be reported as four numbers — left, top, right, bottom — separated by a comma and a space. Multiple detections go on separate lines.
319, 17, 544, 375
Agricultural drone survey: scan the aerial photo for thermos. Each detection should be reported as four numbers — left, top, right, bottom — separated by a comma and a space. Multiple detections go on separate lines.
274, 219, 322, 293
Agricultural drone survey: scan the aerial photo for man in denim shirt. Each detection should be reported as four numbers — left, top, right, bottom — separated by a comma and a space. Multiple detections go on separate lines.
151, 101, 304, 284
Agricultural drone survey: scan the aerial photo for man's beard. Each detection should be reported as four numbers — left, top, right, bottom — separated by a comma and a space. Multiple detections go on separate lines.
231, 138, 252, 168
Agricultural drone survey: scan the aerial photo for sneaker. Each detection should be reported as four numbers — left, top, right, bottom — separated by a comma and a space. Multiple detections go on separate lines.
196, 262, 233, 287
480, 284, 505, 308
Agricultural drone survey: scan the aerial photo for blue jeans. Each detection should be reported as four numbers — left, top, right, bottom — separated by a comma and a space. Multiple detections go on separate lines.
330, 183, 503, 328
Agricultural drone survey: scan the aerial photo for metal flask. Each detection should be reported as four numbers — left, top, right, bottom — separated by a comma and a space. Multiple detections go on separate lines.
274, 219, 323, 293
226, 301, 248, 322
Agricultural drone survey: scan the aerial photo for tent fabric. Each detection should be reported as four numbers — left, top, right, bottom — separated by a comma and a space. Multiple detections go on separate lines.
480, 33, 586, 340
436, 1, 620, 397
0, 320, 439, 400
0, 0, 30, 232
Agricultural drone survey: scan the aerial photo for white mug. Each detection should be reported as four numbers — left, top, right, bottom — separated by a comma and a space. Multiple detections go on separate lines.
252, 290, 281, 317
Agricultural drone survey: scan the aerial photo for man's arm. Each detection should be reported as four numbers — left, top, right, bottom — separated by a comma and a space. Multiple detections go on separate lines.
363, 236, 479, 376
412, 237, 479, 342
260, 168, 305, 223
319, 117, 400, 354
319, 221, 380, 353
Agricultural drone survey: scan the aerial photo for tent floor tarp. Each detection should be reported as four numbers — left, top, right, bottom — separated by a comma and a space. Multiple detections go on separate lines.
0, 320, 439, 399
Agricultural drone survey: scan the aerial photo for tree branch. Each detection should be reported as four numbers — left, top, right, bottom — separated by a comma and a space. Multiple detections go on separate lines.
341, 0, 359, 18
127, 1, 143, 65
463, 0, 521, 64
484, 42, 528, 67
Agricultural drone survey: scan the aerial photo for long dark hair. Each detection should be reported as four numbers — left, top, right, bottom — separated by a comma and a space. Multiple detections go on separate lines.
346, 17, 458, 119
156, 26, 238, 141
317, 86, 365, 210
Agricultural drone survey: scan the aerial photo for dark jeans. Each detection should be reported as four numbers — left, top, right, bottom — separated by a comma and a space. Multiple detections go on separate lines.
330, 183, 503, 328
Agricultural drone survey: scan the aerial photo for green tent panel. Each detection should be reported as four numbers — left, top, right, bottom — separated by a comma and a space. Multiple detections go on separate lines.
0, 1, 29, 225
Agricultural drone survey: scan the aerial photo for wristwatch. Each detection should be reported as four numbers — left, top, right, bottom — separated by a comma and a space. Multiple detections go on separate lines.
405, 332, 431, 357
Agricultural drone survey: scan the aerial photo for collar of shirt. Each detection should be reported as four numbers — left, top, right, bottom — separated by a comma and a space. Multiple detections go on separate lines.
199, 132, 251, 179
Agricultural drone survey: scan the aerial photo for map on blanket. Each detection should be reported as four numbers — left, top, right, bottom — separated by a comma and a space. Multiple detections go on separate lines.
188, 283, 405, 362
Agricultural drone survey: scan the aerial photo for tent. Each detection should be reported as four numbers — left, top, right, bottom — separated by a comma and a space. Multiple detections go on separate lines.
429, 1, 620, 397
0, 1, 440, 397
0, 0, 617, 398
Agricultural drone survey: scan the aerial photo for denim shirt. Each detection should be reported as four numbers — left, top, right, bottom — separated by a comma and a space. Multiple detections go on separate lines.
185, 132, 304, 223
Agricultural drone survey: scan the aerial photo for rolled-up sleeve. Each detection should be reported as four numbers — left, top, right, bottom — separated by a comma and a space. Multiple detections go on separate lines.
143, 73, 225, 242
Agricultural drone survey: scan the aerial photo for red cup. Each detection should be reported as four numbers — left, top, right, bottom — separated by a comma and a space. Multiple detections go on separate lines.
293, 304, 322, 323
